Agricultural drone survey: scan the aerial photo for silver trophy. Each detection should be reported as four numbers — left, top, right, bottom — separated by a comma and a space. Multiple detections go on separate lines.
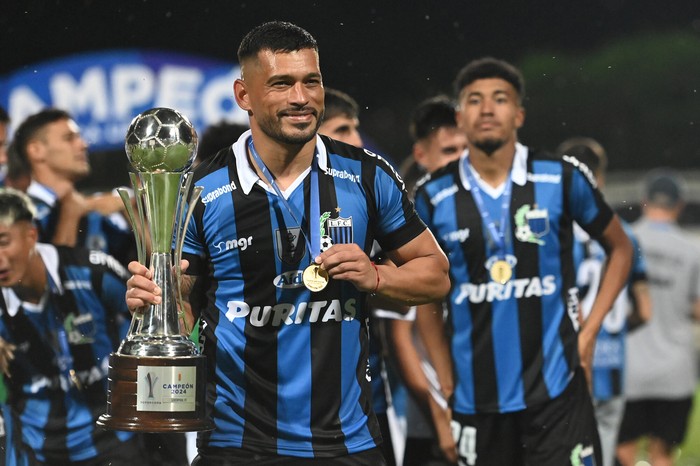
98, 107, 212, 432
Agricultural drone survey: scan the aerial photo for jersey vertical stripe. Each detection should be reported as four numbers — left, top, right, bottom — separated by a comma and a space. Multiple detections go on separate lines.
414, 146, 614, 414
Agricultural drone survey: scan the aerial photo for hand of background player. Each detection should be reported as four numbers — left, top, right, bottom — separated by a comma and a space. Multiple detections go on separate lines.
315, 244, 380, 293
0, 337, 16, 378
577, 325, 597, 390
431, 403, 458, 464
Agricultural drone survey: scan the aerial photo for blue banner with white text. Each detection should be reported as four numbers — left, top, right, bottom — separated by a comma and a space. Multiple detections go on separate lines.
0, 50, 247, 151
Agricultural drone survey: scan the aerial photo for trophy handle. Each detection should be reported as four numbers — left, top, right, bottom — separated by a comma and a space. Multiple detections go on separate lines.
173, 173, 203, 335
116, 183, 147, 342
116, 186, 145, 264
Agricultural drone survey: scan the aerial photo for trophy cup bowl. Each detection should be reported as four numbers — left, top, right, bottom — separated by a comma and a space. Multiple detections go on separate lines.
97, 107, 213, 432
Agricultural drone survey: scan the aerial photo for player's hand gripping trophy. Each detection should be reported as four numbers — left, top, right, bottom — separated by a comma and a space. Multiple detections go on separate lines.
98, 107, 213, 432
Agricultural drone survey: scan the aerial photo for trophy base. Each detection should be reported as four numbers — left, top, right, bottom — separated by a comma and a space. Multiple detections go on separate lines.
97, 353, 214, 433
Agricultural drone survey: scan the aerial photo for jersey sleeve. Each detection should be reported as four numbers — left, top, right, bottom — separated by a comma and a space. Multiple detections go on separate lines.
413, 182, 435, 232
180, 195, 208, 276
370, 151, 426, 252
565, 159, 614, 239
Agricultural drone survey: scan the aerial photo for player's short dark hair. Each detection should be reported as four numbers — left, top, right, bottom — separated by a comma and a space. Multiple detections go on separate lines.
323, 88, 359, 122
0, 106, 9, 124
454, 57, 525, 102
409, 95, 458, 142
238, 21, 318, 63
197, 121, 249, 164
0, 187, 36, 226
556, 137, 607, 174
13, 108, 72, 167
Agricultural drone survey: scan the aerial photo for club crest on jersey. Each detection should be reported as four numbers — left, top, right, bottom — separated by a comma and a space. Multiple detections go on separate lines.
514, 204, 549, 245
64, 313, 96, 344
320, 209, 354, 246
276, 227, 306, 264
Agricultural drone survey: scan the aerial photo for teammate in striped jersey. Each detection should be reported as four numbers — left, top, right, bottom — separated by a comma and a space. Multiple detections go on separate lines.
126, 21, 449, 465
413, 57, 633, 466
0, 188, 147, 465
559, 138, 651, 466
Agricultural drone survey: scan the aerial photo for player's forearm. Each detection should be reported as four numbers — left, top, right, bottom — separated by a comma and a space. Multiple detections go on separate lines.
375, 254, 449, 305
627, 281, 652, 331
416, 304, 454, 398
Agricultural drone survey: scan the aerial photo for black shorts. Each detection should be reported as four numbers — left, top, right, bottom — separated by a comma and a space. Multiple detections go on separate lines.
451, 367, 602, 466
192, 446, 387, 466
403, 437, 453, 466
617, 397, 693, 446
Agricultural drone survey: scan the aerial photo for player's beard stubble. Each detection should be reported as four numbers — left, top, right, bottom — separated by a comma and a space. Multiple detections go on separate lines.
258, 107, 324, 146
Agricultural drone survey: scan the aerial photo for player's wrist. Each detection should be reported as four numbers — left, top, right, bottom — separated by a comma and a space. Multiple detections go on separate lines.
369, 261, 380, 296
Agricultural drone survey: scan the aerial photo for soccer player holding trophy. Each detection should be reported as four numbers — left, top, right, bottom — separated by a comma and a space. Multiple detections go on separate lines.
125, 21, 449, 465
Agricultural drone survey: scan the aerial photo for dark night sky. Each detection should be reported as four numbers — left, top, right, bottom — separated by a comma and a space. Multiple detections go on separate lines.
2, 0, 699, 162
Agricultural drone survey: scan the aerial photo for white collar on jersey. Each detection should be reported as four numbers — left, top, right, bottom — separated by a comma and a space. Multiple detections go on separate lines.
26, 180, 58, 207
458, 142, 528, 198
233, 130, 330, 197
1, 243, 62, 317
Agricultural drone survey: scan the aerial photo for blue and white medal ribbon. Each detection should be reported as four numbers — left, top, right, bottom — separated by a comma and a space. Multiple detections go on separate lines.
248, 138, 328, 291
463, 156, 514, 284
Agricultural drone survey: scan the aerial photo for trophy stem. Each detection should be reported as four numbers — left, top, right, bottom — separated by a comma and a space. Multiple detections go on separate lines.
141, 172, 183, 254
147, 252, 181, 336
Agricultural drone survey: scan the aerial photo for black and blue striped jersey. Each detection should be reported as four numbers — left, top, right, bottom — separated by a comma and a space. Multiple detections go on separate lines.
574, 220, 647, 400
183, 131, 425, 457
414, 144, 614, 415
0, 243, 134, 464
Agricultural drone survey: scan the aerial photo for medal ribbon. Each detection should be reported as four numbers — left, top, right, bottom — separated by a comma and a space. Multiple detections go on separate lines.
462, 156, 512, 258
248, 138, 321, 260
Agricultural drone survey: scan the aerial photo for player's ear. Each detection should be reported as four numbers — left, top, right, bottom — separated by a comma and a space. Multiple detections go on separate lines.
515, 106, 525, 130
234, 79, 252, 115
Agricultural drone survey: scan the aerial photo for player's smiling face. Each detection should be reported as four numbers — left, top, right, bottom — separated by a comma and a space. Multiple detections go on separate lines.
456, 78, 524, 155
236, 48, 324, 146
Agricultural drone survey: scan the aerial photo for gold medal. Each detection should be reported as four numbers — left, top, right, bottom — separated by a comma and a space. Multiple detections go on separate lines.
490, 260, 512, 285
303, 264, 329, 292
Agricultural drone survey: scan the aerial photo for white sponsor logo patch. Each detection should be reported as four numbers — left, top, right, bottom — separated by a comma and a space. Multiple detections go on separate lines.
442, 228, 470, 243
527, 173, 561, 184
225, 299, 357, 326
324, 167, 360, 183
201, 181, 237, 204
430, 184, 458, 206
454, 275, 557, 305
213, 236, 252, 253
274, 270, 305, 289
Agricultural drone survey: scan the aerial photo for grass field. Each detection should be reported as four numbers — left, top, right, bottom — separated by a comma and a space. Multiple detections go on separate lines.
677, 389, 700, 466
627, 388, 700, 465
